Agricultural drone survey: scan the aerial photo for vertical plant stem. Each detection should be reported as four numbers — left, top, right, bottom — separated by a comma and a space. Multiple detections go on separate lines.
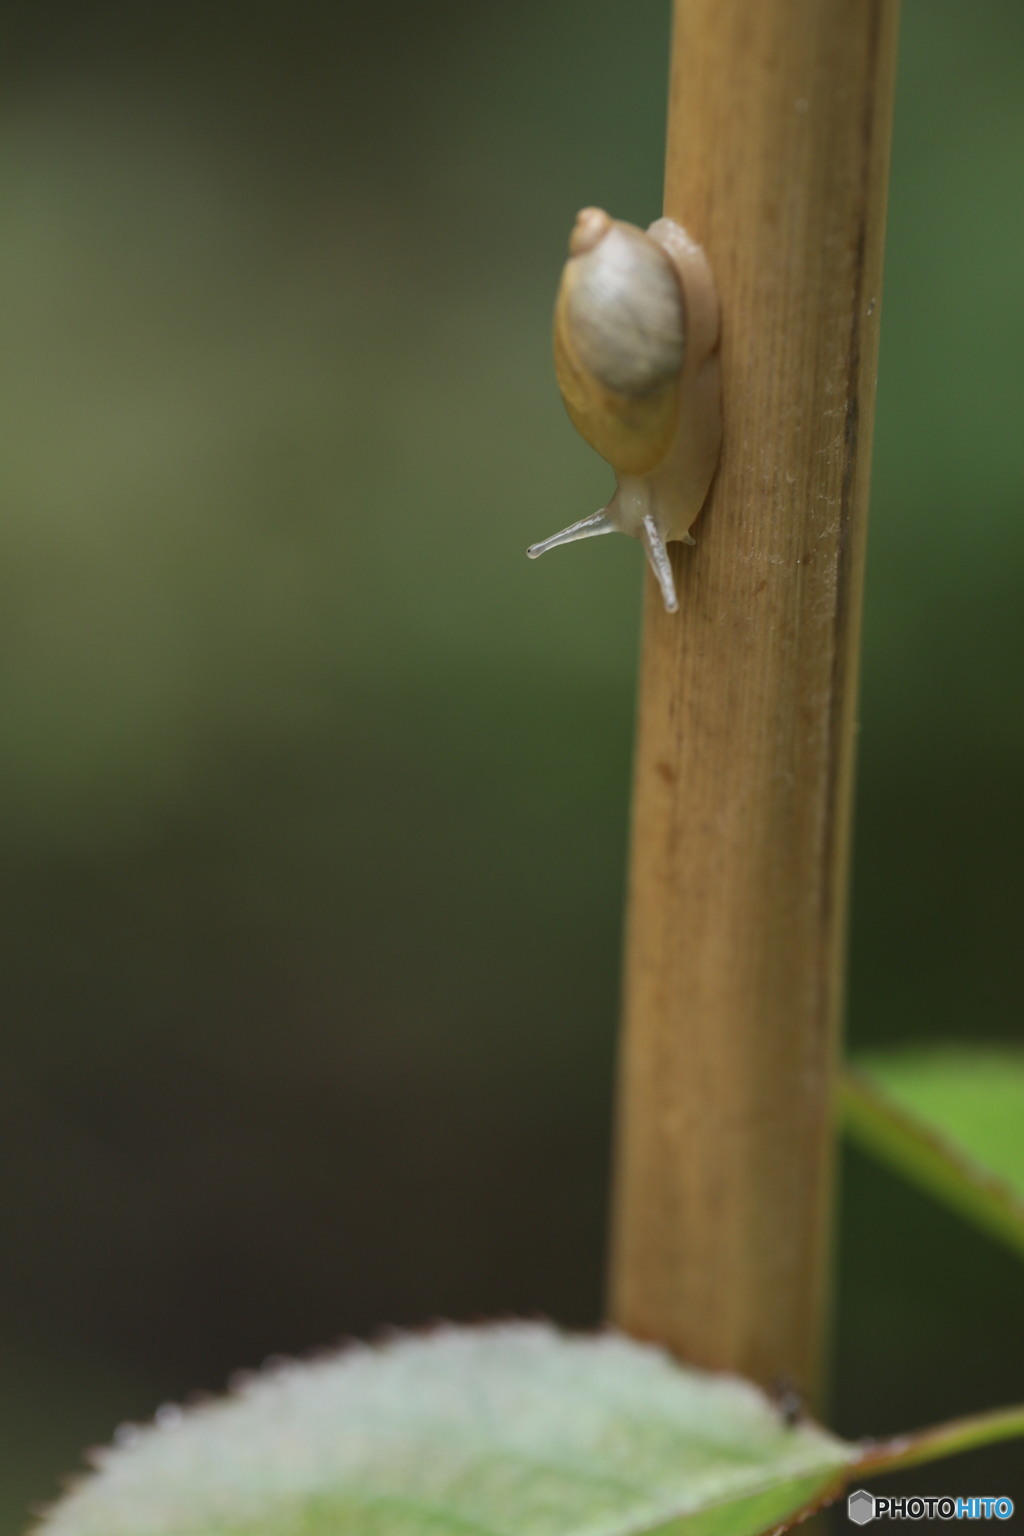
608, 0, 900, 1400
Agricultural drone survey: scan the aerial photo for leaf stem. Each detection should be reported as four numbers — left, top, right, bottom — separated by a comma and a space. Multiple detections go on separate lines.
857, 1401, 1024, 1475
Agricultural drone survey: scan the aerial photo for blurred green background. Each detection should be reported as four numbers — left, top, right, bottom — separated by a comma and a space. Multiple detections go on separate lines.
1, 0, 1021, 1526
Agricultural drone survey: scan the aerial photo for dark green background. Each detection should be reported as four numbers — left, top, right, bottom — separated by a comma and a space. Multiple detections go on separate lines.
1, 1, 1021, 1526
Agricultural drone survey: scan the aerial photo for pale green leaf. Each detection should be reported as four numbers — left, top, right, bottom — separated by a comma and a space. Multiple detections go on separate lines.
34, 1324, 856, 1536
842, 1047, 1024, 1258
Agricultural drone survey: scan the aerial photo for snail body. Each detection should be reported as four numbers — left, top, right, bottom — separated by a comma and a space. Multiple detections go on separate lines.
528, 207, 722, 613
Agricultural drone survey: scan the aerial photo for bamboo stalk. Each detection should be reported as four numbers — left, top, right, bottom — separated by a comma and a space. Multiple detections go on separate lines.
608, 0, 900, 1400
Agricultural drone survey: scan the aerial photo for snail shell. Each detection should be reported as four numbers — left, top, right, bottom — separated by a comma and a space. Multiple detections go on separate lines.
529, 206, 722, 613
554, 207, 686, 477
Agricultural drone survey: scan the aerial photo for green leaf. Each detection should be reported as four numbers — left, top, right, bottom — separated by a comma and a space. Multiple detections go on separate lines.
34, 1324, 857, 1536
31, 1324, 1024, 1536
842, 1047, 1024, 1258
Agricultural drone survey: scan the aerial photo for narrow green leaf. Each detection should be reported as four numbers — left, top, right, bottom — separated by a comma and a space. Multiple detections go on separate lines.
30, 1325, 1024, 1536
842, 1047, 1024, 1258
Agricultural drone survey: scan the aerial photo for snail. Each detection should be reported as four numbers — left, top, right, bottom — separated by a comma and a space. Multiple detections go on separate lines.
528, 207, 722, 613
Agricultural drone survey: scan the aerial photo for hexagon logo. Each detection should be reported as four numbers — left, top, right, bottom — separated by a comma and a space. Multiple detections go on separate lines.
847, 1489, 876, 1525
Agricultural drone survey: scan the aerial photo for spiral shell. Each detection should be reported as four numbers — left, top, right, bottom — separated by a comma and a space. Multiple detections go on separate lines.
554, 208, 687, 478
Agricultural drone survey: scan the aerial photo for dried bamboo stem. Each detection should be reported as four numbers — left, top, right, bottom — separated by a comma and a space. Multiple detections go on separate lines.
608, 0, 900, 1400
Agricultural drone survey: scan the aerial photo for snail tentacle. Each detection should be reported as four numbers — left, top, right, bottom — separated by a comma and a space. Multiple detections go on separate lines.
639, 513, 679, 613
526, 508, 616, 560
